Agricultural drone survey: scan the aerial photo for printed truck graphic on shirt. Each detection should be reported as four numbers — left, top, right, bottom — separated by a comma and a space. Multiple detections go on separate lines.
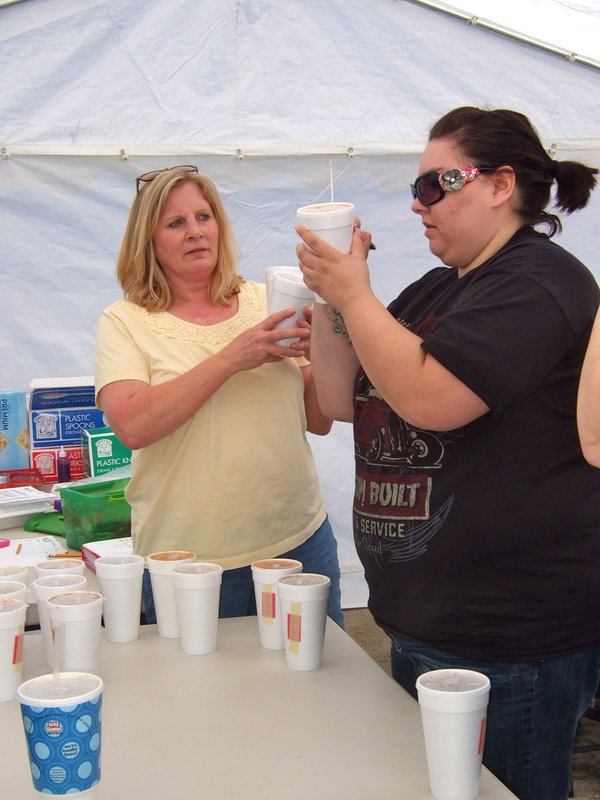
353, 384, 452, 566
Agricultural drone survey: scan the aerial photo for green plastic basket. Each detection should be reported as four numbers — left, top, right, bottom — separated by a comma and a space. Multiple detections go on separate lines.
60, 477, 132, 550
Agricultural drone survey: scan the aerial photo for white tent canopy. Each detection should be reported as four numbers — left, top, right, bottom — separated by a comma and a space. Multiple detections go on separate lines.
2, 0, 599, 605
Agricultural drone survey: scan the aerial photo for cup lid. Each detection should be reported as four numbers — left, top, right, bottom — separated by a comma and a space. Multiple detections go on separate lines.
0, 565, 28, 576
47, 591, 103, 606
0, 597, 27, 612
95, 555, 145, 566
416, 669, 491, 713
278, 573, 330, 586
296, 202, 355, 230
18, 671, 103, 705
36, 559, 84, 569
33, 573, 87, 588
0, 580, 26, 593
265, 266, 300, 278
417, 669, 490, 693
271, 273, 314, 299
252, 558, 302, 570
273, 268, 303, 282
297, 202, 354, 215
172, 562, 223, 575
148, 550, 196, 561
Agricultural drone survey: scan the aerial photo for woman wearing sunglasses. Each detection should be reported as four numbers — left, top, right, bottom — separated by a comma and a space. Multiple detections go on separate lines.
297, 107, 600, 800
95, 166, 343, 626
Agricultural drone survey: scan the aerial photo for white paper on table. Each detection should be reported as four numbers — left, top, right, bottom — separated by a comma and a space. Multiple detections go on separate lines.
0, 487, 58, 529
0, 487, 58, 508
0, 535, 68, 565
82, 537, 133, 572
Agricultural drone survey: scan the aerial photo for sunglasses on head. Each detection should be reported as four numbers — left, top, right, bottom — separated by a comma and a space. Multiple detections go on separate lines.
410, 166, 493, 206
135, 165, 199, 194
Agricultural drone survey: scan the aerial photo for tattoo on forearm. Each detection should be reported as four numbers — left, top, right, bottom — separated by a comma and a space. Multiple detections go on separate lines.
326, 307, 352, 346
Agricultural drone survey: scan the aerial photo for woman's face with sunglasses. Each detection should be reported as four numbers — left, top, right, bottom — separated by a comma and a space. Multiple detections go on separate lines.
411, 138, 498, 272
411, 166, 486, 206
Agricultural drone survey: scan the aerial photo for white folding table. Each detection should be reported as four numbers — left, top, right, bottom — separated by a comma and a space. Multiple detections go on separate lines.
2, 616, 518, 799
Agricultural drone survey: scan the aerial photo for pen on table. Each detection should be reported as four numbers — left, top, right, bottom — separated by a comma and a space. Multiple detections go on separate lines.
48, 552, 83, 558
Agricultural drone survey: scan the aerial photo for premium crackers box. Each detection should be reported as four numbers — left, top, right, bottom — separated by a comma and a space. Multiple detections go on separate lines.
0, 390, 29, 470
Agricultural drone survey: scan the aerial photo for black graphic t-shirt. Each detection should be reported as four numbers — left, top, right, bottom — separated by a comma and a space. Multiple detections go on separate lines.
354, 226, 600, 660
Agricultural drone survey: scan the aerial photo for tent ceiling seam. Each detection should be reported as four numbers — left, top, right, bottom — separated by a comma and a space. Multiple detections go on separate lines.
400, 0, 600, 70
2, 140, 600, 159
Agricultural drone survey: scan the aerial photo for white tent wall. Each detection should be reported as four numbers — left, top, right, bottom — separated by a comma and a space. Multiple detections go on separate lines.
2, 0, 599, 606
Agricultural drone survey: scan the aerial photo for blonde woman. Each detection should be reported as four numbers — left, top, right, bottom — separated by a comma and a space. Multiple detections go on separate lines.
95, 166, 343, 625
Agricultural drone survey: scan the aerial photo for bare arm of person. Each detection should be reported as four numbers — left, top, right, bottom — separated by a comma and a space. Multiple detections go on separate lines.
577, 306, 600, 467
293, 303, 356, 424
339, 291, 489, 430
98, 309, 310, 450
297, 227, 489, 432
306, 303, 359, 422
300, 363, 333, 435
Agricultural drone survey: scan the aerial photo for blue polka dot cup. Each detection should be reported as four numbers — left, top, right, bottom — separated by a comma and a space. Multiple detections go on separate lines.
17, 672, 102, 798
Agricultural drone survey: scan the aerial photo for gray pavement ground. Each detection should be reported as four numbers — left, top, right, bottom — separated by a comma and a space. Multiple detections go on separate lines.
344, 608, 600, 800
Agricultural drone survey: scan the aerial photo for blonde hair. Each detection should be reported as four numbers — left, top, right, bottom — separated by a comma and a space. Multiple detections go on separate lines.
116, 168, 243, 310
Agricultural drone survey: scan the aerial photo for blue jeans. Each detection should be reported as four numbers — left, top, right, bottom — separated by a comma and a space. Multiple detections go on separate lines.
390, 636, 600, 800
218, 517, 344, 627
142, 517, 344, 628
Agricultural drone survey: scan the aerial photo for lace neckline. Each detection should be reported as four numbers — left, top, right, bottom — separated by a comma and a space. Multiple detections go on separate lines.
126, 282, 263, 344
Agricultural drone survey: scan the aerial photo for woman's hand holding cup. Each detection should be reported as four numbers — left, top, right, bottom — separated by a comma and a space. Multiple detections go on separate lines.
296, 225, 372, 312
220, 310, 310, 373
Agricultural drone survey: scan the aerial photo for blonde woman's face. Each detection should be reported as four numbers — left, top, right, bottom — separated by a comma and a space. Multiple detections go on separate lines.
152, 182, 219, 288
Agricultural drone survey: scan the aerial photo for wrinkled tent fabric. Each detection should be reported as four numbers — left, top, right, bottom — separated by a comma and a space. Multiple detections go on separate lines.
1, 0, 599, 606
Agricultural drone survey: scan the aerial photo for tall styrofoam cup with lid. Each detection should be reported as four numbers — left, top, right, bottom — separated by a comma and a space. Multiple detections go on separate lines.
95, 554, 145, 642
416, 668, 491, 800
296, 201, 355, 303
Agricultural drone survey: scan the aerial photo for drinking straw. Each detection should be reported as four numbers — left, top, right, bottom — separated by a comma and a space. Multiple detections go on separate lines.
52, 624, 61, 684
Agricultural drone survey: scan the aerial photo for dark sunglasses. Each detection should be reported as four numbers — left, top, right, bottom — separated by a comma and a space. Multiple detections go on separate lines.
411, 167, 493, 206
135, 165, 198, 194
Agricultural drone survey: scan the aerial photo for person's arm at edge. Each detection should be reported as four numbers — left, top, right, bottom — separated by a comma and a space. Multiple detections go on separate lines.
300, 363, 333, 435
308, 302, 359, 423
293, 302, 357, 424
577, 306, 600, 467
